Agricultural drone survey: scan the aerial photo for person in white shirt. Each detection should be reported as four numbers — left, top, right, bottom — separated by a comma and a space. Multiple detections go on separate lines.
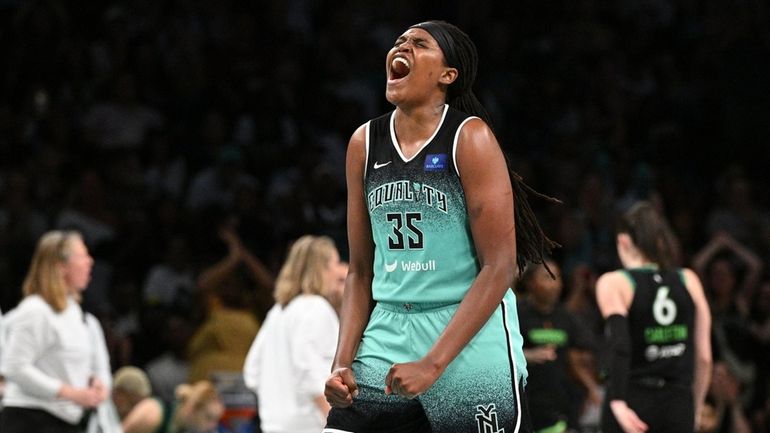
243, 235, 341, 433
0, 230, 109, 433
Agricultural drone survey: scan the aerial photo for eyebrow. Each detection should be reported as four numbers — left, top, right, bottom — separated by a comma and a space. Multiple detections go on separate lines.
395, 35, 430, 45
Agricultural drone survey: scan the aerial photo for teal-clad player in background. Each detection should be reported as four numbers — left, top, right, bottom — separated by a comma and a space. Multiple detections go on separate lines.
324, 20, 556, 432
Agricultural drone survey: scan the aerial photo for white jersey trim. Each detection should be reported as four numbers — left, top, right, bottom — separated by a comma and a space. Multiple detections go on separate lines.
389, 104, 449, 163
452, 116, 480, 178
364, 120, 371, 179
502, 298, 523, 433
323, 429, 354, 433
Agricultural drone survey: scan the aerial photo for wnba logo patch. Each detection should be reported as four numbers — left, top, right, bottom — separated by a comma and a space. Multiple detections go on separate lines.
424, 153, 447, 171
475, 404, 504, 433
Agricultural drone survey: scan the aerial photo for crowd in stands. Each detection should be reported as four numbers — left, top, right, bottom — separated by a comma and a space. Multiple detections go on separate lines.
1, 0, 769, 432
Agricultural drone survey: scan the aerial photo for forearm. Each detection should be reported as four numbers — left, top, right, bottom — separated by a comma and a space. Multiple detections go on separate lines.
569, 350, 600, 392
6, 364, 63, 398
691, 238, 722, 276
332, 272, 373, 369
424, 263, 512, 372
604, 314, 631, 402
314, 394, 331, 418
730, 402, 752, 433
197, 255, 239, 291
241, 250, 275, 290
693, 355, 712, 415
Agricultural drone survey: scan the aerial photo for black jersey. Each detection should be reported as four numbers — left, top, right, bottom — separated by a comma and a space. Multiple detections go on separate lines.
625, 267, 695, 386
518, 301, 594, 429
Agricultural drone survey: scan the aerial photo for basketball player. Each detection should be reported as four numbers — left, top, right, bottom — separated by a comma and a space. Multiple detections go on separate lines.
596, 202, 712, 433
324, 20, 555, 432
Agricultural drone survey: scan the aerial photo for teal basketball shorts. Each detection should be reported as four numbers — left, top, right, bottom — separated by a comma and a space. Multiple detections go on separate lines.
325, 290, 532, 433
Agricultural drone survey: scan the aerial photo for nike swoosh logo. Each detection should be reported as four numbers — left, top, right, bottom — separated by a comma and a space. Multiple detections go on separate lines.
373, 161, 392, 169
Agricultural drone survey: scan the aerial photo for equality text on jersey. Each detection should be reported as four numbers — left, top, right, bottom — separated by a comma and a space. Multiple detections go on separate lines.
368, 180, 448, 213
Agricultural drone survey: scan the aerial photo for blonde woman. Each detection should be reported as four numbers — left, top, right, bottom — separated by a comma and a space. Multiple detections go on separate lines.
243, 235, 341, 433
0, 230, 108, 433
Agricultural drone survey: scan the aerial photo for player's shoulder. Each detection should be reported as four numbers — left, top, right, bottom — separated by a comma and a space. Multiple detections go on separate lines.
596, 270, 634, 292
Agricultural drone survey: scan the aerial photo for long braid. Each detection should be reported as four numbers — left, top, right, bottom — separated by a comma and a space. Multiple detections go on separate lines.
508, 168, 561, 275
414, 20, 561, 276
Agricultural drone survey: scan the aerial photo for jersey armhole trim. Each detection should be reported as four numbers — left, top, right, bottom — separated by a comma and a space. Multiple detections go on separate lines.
620, 270, 636, 293
452, 116, 480, 177
363, 120, 371, 179
677, 268, 687, 287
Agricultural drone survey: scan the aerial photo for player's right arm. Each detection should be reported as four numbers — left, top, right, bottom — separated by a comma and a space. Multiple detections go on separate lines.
325, 124, 375, 408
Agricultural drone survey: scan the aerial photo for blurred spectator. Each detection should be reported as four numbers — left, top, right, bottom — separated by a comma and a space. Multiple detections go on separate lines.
145, 314, 193, 405
326, 260, 348, 316
186, 282, 260, 384
518, 259, 600, 433
707, 167, 764, 249
750, 279, 770, 433
693, 232, 764, 316
142, 235, 196, 310
693, 232, 762, 402
82, 72, 163, 152
169, 381, 224, 433
194, 211, 274, 322
243, 235, 340, 433
186, 219, 269, 383
112, 366, 166, 433
699, 363, 752, 433
142, 129, 187, 202
0, 170, 49, 263
0, 231, 108, 433
185, 145, 258, 212
55, 169, 118, 313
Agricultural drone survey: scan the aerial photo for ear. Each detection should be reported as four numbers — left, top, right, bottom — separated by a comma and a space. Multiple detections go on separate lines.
617, 233, 632, 249
439, 67, 458, 85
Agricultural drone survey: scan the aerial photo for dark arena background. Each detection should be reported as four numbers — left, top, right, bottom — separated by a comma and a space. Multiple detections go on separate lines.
0, 1, 769, 432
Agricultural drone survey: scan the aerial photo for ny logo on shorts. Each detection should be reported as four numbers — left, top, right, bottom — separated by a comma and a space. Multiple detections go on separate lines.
475, 403, 504, 433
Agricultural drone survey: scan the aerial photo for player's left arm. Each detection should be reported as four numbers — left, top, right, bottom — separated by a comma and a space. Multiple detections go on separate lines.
682, 267, 713, 430
385, 118, 516, 398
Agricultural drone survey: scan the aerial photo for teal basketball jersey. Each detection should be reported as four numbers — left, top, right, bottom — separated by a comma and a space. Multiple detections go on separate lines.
365, 105, 479, 303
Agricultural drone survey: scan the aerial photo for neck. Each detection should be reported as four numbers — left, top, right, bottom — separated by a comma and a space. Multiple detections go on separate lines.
395, 101, 446, 123
624, 257, 655, 269
393, 102, 446, 158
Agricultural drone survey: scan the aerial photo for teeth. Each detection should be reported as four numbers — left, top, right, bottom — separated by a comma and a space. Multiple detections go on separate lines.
391, 57, 410, 77
393, 58, 409, 69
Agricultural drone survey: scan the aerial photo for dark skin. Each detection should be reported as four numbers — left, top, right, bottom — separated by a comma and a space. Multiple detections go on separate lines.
325, 27, 517, 405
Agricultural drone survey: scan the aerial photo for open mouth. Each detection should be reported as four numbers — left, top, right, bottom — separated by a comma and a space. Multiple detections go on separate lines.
390, 57, 411, 80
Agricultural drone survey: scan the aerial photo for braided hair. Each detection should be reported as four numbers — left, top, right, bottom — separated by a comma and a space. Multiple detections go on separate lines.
411, 20, 560, 275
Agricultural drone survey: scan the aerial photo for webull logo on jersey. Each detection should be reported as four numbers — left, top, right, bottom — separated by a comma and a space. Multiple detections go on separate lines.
368, 181, 448, 214
645, 343, 686, 361
384, 259, 437, 272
